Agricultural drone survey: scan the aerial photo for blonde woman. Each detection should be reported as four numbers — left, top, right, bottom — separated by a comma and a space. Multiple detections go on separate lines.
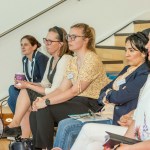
30, 23, 108, 149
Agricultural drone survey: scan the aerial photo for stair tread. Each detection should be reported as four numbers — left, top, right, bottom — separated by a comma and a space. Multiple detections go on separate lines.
96, 45, 125, 50
115, 33, 133, 36
102, 60, 123, 64
134, 20, 150, 24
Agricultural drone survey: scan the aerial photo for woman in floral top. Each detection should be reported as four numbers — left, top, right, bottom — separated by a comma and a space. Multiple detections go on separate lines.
29, 23, 108, 149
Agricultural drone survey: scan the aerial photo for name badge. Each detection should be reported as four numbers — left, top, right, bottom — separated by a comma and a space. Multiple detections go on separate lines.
116, 79, 126, 87
67, 72, 74, 80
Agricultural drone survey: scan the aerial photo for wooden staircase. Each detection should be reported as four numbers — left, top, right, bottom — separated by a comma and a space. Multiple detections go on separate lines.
97, 20, 150, 72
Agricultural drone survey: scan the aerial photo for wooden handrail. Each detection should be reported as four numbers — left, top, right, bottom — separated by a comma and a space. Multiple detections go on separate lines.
0, 96, 8, 102
0, 0, 67, 38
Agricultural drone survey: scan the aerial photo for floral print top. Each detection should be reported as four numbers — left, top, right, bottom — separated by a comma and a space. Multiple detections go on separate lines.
65, 51, 109, 99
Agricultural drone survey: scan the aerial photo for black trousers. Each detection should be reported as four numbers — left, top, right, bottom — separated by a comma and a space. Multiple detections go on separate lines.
29, 96, 99, 149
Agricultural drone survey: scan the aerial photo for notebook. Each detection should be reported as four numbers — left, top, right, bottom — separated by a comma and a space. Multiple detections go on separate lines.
103, 131, 141, 148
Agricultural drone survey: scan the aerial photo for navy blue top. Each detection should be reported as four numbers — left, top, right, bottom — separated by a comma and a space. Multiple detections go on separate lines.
22, 51, 49, 82
99, 63, 149, 125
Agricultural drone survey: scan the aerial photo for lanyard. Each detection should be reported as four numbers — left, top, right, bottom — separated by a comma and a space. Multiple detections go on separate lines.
23, 51, 38, 82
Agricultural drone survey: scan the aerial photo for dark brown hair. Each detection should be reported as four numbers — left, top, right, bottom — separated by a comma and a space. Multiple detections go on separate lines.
125, 32, 149, 64
21, 35, 41, 50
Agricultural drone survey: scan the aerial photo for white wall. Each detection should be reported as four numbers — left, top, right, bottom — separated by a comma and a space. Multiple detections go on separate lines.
0, 0, 60, 34
0, 0, 150, 98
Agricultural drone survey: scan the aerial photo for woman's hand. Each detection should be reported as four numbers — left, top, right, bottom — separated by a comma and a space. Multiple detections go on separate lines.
32, 97, 47, 111
14, 80, 29, 89
117, 113, 133, 127
102, 89, 112, 104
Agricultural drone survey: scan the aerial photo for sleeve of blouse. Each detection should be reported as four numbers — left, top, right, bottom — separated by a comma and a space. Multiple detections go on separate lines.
79, 53, 102, 82
133, 109, 137, 120
45, 55, 72, 95
64, 57, 72, 79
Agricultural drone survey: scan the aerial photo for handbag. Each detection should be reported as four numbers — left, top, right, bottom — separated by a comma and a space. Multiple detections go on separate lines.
0, 99, 13, 127
0, 114, 4, 138
9, 137, 33, 150
0, 99, 14, 138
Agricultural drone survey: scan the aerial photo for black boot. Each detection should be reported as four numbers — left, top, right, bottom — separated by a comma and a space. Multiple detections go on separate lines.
2, 126, 22, 138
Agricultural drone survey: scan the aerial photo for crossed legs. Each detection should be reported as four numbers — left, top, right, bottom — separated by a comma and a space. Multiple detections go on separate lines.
8, 89, 31, 138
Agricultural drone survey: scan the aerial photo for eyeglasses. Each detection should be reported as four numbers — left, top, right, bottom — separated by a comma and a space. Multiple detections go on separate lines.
43, 38, 60, 45
66, 34, 85, 41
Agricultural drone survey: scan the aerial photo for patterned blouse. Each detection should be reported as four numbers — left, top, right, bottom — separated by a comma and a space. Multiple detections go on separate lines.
65, 51, 109, 99
134, 75, 150, 141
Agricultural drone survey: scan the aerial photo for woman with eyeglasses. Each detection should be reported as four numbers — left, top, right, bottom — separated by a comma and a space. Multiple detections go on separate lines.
52, 32, 150, 150
3, 27, 73, 139
28, 23, 109, 149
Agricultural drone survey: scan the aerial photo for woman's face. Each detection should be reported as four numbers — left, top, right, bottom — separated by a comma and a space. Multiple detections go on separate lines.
125, 40, 145, 67
21, 38, 37, 56
67, 27, 86, 52
44, 31, 62, 56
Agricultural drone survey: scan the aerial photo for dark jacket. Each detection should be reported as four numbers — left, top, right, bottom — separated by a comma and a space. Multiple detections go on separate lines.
99, 63, 149, 125
22, 51, 49, 82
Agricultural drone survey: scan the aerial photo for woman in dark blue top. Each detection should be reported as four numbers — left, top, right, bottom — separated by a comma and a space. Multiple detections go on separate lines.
8, 35, 49, 113
52, 32, 150, 150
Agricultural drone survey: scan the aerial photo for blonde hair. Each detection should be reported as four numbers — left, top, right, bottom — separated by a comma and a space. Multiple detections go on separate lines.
48, 27, 73, 57
71, 23, 96, 52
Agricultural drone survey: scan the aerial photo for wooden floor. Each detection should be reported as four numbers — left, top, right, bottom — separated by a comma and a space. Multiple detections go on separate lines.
0, 139, 10, 150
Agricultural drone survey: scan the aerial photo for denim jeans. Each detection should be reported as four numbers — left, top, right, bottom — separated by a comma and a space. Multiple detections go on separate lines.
53, 118, 112, 150
7, 85, 20, 113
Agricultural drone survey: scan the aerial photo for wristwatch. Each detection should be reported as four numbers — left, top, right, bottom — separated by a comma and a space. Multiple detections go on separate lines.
45, 99, 50, 106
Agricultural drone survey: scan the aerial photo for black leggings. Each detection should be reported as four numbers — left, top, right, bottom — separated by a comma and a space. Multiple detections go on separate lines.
29, 96, 99, 149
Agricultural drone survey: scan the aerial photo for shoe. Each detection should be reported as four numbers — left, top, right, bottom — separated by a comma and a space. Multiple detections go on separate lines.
2, 126, 22, 138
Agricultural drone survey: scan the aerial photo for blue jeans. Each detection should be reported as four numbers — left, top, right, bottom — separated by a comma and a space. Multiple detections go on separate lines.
7, 85, 20, 113
53, 118, 112, 150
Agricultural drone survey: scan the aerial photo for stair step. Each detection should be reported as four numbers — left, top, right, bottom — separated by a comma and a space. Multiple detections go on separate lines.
114, 33, 132, 36
134, 20, 150, 24
114, 33, 132, 46
96, 46, 125, 60
134, 20, 150, 32
96, 46, 126, 72
102, 60, 123, 64
96, 45, 125, 50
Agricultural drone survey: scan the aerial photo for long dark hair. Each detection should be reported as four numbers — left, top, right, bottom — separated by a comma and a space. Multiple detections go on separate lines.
125, 32, 149, 65
142, 28, 150, 38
